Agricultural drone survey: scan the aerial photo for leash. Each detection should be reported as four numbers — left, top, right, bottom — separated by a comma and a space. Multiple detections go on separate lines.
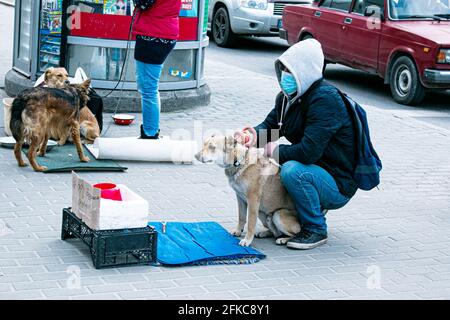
100, 9, 137, 100
100, 9, 137, 137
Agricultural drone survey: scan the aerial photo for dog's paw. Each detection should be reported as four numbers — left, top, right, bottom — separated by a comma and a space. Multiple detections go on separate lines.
231, 229, 243, 237
18, 162, 28, 167
239, 237, 253, 247
34, 166, 47, 172
80, 156, 90, 163
275, 237, 291, 245
255, 230, 273, 238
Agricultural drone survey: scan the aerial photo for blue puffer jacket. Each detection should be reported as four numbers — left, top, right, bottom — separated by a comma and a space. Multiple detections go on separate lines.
254, 79, 358, 198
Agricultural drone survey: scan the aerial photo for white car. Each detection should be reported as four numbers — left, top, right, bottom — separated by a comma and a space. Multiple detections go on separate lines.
208, 0, 312, 47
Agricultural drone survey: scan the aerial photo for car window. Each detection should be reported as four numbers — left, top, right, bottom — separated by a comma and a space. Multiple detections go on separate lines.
389, 0, 450, 19
330, 0, 353, 11
352, 0, 384, 14
320, 0, 333, 7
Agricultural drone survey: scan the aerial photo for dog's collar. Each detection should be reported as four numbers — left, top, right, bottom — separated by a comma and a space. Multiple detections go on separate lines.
233, 153, 247, 167
221, 152, 246, 170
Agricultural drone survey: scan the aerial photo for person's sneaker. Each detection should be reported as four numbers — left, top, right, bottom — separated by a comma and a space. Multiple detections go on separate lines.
140, 125, 160, 139
286, 230, 328, 250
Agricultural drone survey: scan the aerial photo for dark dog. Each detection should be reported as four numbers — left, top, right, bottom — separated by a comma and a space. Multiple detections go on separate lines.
10, 79, 91, 172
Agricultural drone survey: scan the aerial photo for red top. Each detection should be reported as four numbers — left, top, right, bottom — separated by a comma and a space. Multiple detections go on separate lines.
132, 0, 182, 40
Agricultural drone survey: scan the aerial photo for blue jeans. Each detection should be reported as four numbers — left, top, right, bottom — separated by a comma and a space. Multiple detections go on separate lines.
135, 60, 164, 136
280, 161, 350, 235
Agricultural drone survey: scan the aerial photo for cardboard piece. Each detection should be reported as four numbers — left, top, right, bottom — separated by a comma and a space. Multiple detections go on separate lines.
2, 98, 14, 136
71, 172, 149, 230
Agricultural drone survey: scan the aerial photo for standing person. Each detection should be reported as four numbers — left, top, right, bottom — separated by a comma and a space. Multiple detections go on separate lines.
132, 0, 181, 139
236, 39, 358, 250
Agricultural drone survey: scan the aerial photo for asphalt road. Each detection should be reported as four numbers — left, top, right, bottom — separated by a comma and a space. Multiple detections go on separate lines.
206, 36, 450, 132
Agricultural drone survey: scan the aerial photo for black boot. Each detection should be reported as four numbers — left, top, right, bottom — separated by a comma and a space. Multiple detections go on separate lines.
140, 125, 160, 140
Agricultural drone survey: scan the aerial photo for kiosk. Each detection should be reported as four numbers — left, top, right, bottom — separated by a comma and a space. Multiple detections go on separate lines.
6, 0, 210, 111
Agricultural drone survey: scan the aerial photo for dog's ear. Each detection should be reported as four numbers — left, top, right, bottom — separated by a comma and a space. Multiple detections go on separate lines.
44, 67, 54, 81
80, 79, 91, 92
224, 135, 236, 150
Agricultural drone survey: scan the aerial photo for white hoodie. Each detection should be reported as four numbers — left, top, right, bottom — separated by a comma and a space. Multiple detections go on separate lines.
274, 38, 324, 126
275, 38, 324, 101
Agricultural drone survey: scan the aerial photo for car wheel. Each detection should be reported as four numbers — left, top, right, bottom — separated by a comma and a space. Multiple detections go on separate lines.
212, 7, 237, 47
389, 56, 426, 105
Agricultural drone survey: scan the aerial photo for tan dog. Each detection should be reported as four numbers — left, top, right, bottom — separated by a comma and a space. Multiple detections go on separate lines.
10, 80, 91, 172
195, 134, 301, 247
44, 67, 100, 144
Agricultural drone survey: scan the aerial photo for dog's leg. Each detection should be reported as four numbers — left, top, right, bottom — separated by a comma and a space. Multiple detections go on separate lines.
70, 122, 90, 163
58, 135, 68, 146
255, 211, 274, 238
14, 139, 27, 167
239, 194, 261, 247
27, 136, 47, 172
38, 134, 49, 157
231, 195, 247, 237
255, 229, 274, 238
272, 209, 301, 245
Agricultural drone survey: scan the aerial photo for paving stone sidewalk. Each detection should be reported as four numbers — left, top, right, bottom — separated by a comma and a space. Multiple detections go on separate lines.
1, 4, 450, 296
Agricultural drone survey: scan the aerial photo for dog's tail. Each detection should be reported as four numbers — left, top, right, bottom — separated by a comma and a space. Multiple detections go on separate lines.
10, 96, 26, 142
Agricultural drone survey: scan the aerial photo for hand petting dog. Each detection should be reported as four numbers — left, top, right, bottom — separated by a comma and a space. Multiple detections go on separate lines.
264, 142, 277, 158
234, 127, 257, 148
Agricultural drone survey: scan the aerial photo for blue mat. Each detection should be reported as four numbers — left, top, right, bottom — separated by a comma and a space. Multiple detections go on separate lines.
148, 222, 266, 266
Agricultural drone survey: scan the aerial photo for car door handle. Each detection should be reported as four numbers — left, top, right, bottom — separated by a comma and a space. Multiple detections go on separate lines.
344, 17, 353, 24
314, 11, 321, 17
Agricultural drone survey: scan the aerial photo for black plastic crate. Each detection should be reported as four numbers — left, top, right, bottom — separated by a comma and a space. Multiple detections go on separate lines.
61, 208, 157, 269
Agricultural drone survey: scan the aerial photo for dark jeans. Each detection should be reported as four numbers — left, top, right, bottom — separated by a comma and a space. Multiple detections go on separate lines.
280, 161, 350, 235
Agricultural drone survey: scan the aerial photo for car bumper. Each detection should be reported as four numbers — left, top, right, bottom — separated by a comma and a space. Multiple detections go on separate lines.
230, 6, 283, 36
423, 69, 450, 87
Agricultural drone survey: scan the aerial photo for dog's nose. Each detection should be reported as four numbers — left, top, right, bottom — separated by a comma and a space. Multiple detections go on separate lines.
64, 80, 70, 85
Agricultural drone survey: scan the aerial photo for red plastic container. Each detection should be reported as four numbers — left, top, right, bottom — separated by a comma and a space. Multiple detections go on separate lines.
112, 114, 135, 126
93, 183, 122, 201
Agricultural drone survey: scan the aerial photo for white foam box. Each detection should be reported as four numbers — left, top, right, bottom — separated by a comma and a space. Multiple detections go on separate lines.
71, 172, 149, 230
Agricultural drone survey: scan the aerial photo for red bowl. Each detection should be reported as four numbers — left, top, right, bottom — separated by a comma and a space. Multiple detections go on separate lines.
113, 114, 135, 126
93, 183, 122, 201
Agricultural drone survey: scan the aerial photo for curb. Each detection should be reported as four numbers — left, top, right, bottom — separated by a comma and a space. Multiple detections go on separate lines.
363, 103, 450, 137
4, 68, 211, 113
0, 0, 14, 7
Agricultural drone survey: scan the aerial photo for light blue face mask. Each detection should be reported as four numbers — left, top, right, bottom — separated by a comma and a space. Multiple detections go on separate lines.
280, 71, 297, 96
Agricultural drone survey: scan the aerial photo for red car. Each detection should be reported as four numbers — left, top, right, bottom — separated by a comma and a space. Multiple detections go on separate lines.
280, 0, 450, 105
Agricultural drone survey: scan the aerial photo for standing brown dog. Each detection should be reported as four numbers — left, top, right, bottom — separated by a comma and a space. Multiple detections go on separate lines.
44, 67, 100, 144
10, 80, 91, 172
195, 134, 301, 247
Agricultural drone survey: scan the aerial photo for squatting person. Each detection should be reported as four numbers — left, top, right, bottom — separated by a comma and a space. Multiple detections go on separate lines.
132, 0, 181, 139
238, 39, 358, 250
